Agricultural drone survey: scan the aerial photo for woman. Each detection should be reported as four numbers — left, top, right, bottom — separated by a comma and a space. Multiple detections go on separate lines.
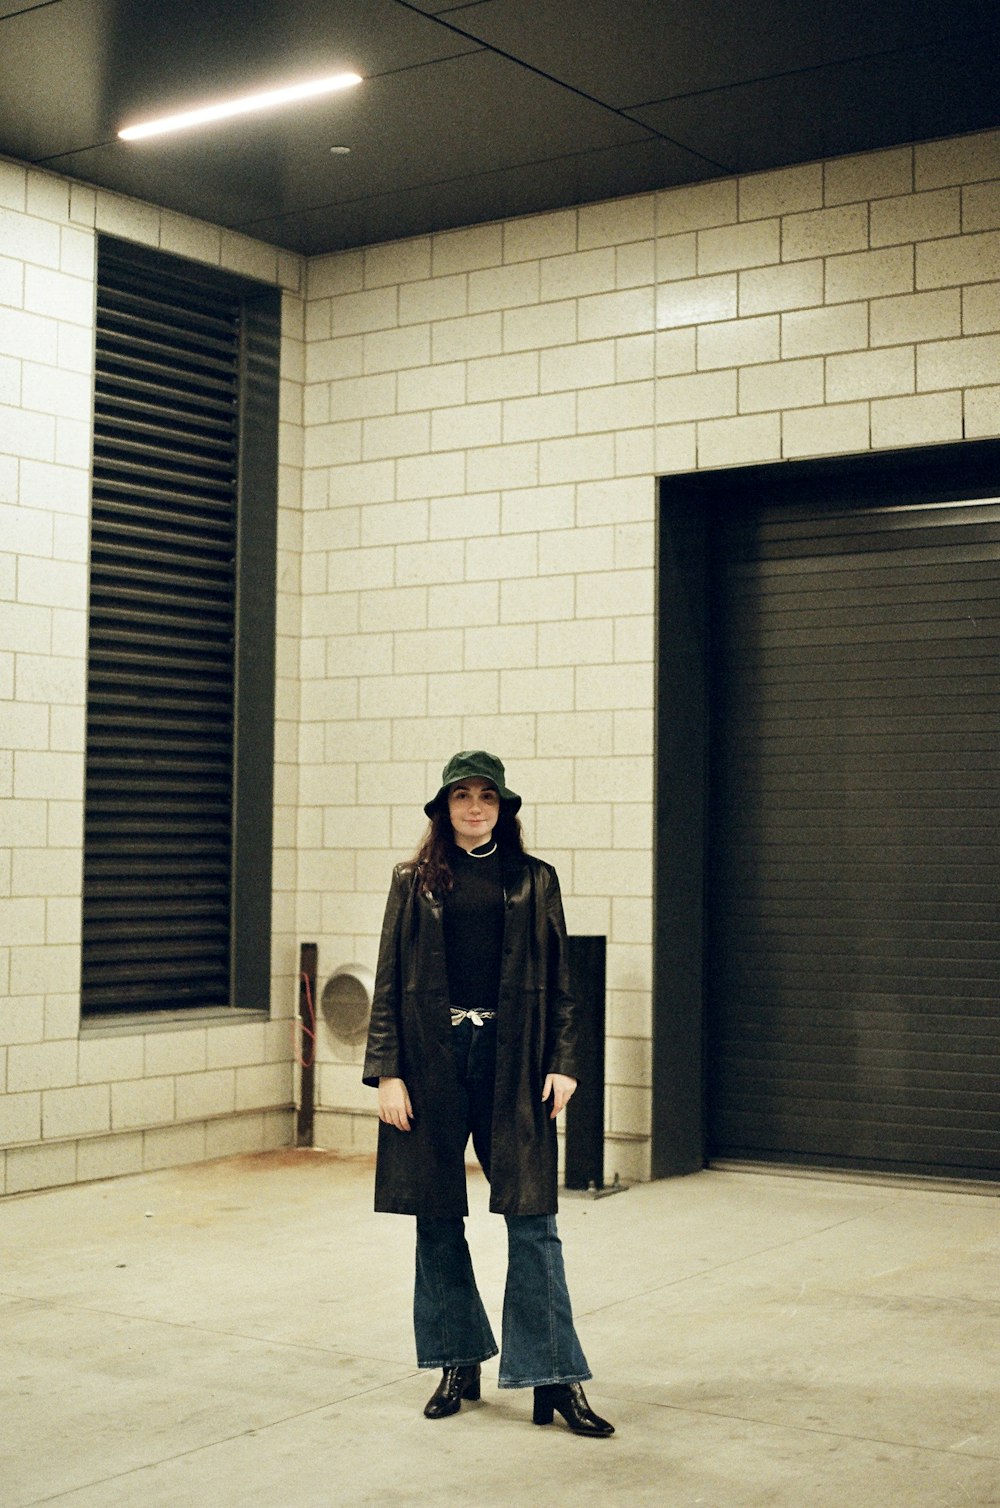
363, 750, 614, 1437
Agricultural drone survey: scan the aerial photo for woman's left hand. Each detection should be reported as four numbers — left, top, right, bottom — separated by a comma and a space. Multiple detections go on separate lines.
542, 1073, 577, 1118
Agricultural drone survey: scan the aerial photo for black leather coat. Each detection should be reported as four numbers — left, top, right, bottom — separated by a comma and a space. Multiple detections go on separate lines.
363, 850, 579, 1217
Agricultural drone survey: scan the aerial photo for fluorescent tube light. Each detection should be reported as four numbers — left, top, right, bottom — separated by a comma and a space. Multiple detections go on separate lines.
119, 71, 362, 141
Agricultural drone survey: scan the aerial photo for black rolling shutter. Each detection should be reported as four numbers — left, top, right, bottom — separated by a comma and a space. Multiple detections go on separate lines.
82, 245, 241, 1014
708, 497, 1000, 1181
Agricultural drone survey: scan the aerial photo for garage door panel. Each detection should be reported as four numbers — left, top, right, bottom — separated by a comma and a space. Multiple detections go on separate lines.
707, 495, 1000, 1179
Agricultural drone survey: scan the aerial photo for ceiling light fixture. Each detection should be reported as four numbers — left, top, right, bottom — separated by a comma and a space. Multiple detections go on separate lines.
119, 71, 362, 141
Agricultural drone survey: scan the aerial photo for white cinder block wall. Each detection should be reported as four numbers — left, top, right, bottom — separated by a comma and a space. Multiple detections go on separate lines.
302, 129, 1000, 1181
0, 157, 306, 1195
4, 126, 1000, 1194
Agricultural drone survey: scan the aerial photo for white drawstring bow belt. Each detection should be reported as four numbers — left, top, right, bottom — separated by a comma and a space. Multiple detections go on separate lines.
449, 1008, 497, 1027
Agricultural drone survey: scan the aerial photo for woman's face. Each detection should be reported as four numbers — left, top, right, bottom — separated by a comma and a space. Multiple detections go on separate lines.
448, 778, 500, 850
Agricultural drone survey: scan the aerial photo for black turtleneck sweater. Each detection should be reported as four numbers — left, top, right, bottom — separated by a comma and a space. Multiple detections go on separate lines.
442, 844, 505, 1015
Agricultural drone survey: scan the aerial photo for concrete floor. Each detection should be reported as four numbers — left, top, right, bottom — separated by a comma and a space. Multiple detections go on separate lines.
1, 1151, 998, 1508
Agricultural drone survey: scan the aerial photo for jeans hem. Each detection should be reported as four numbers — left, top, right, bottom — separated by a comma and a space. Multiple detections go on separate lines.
497, 1368, 592, 1390
418, 1346, 498, 1369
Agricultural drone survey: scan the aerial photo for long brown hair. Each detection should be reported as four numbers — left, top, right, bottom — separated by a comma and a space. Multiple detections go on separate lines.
408, 799, 526, 896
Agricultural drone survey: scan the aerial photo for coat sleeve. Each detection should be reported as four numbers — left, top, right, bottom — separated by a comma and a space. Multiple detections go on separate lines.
542, 863, 581, 1081
362, 865, 409, 1087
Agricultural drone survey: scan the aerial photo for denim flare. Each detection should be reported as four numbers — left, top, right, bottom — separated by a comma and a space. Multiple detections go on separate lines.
412, 1016, 591, 1389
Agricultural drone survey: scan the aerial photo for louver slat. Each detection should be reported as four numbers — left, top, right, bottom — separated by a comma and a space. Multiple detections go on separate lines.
82, 248, 241, 1014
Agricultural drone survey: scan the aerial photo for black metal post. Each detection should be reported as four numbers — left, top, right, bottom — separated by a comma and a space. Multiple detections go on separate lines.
564, 935, 606, 1190
297, 942, 317, 1147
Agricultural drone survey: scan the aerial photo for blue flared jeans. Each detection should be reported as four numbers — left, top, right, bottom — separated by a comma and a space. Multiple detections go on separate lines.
412, 1017, 591, 1389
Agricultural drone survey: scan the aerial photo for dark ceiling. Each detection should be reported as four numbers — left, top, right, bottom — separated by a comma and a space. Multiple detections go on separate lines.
3, 0, 999, 256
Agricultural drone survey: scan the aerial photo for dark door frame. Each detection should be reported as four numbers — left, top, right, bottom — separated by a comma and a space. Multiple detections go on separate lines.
652, 437, 1000, 1180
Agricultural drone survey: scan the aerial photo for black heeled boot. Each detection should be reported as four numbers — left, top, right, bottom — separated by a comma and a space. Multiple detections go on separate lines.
423, 1363, 482, 1419
532, 1381, 615, 1436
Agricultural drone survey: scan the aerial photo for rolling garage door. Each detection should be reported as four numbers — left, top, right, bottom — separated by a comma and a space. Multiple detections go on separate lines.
707, 497, 1000, 1181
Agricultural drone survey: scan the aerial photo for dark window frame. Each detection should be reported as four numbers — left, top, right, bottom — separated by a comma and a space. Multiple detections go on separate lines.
81, 236, 280, 1024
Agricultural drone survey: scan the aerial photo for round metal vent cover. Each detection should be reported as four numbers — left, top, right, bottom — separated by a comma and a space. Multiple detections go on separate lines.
320, 964, 373, 1047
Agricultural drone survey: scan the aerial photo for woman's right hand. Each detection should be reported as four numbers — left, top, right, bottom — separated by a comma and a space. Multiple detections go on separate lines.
378, 1077, 413, 1131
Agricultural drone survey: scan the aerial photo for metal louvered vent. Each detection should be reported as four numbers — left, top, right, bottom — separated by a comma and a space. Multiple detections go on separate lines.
81, 245, 242, 1014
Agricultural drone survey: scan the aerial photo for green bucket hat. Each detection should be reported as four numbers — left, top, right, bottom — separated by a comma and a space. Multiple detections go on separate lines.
424, 750, 521, 817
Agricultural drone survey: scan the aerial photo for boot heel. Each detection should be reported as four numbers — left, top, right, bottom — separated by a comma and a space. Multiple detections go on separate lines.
464, 1377, 481, 1402
533, 1390, 555, 1425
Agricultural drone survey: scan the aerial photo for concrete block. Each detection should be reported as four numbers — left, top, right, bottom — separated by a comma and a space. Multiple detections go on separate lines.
576, 567, 654, 618
741, 162, 822, 219
826, 246, 914, 304
500, 573, 574, 623
327, 285, 398, 338
870, 189, 961, 247
657, 368, 737, 422
364, 237, 431, 288
503, 391, 577, 444
465, 441, 539, 494
577, 287, 655, 341
655, 327, 697, 376
611, 895, 653, 945
782, 402, 870, 458
540, 248, 616, 302
739, 357, 823, 412
538, 433, 615, 487
656, 273, 737, 329
578, 380, 655, 434
0, 1090, 41, 1145
917, 332, 1000, 391
500, 483, 573, 534
467, 351, 539, 403
174, 1069, 237, 1122
398, 360, 467, 412
698, 412, 781, 468
962, 180, 1000, 234
915, 128, 1000, 190
75, 1130, 144, 1182
540, 340, 616, 393
871, 288, 961, 346
782, 203, 868, 261
42, 1084, 110, 1139
394, 626, 464, 676
503, 299, 577, 352
397, 449, 466, 500
827, 347, 915, 402
503, 208, 577, 264
784, 300, 868, 358
917, 230, 1000, 290
616, 239, 655, 289
655, 421, 698, 473
655, 232, 698, 282
538, 617, 613, 667
428, 580, 500, 628
399, 272, 467, 326
142, 1120, 207, 1171
431, 311, 502, 364
468, 261, 540, 313
578, 194, 655, 249
363, 322, 431, 374
824, 146, 913, 205
499, 666, 574, 713
698, 219, 780, 273
697, 315, 779, 370
870, 390, 963, 449
432, 222, 503, 277
144, 1029, 207, 1078
964, 385, 1000, 437
308, 250, 364, 299
5, 1139, 76, 1193
657, 176, 738, 234
362, 410, 431, 462
464, 622, 537, 671
575, 662, 652, 711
